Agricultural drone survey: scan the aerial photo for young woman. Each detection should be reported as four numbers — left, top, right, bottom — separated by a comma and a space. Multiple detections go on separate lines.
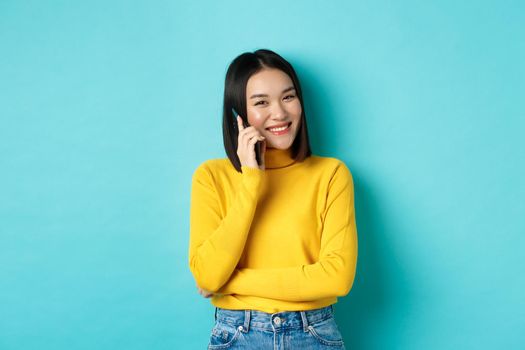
189, 49, 358, 350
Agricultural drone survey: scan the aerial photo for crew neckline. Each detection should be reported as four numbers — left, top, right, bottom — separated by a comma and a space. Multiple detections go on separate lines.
265, 147, 296, 169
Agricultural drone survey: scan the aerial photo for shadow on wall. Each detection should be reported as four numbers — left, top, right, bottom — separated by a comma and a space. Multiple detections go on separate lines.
298, 62, 413, 349
334, 177, 410, 350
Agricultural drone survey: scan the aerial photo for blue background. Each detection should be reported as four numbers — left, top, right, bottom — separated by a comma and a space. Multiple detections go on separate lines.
1, 1, 523, 349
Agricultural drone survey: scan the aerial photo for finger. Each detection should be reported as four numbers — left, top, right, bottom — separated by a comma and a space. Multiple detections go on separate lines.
239, 128, 263, 143
197, 287, 213, 297
237, 116, 244, 131
244, 136, 265, 150
248, 136, 265, 146
238, 125, 257, 138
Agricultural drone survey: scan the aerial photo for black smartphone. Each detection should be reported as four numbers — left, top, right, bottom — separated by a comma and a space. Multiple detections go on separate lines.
231, 107, 262, 166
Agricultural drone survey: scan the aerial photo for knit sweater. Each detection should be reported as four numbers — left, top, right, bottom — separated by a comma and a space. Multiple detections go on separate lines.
188, 147, 358, 313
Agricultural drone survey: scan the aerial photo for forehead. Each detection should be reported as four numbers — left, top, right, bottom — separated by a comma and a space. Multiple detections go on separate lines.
246, 68, 293, 93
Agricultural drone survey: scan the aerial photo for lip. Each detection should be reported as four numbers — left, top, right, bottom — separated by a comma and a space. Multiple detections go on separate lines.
266, 122, 291, 136
266, 122, 291, 130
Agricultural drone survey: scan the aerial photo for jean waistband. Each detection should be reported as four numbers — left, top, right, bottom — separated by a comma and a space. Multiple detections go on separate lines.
214, 305, 334, 333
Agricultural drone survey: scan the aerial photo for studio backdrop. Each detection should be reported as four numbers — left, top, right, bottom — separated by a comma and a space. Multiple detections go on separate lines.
1, 1, 523, 349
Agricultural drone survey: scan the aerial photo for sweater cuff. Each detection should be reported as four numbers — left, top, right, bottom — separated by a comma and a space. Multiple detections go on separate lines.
240, 166, 264, 195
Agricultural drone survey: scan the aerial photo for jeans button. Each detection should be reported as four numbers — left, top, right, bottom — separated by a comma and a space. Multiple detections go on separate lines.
273, 317, 281, 325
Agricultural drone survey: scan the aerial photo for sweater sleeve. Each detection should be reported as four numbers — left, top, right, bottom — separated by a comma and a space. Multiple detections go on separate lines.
216, 162, 358, 301
188, 163, 264, 292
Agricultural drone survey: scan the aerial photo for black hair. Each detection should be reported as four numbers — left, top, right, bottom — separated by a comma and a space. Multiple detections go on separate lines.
222, 49, 312, 172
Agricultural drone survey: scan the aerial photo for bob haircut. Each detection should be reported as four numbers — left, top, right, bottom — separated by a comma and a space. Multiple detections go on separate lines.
222, 49, 312, 172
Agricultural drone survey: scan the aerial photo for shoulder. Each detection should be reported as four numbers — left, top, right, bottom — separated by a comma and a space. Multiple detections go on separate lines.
192, 158, 235, 181
305, 156, 355, 199
304, 155, 354, 190
306, 155, 353, 178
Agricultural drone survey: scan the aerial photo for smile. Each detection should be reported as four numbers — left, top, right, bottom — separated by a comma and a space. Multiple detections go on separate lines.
266, 122, 291, 135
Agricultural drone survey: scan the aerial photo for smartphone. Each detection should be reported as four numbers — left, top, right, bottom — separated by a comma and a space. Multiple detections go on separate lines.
231, 107, 262, 166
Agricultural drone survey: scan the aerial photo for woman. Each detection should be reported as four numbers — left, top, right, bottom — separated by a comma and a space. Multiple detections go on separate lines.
189, 49, 358, 349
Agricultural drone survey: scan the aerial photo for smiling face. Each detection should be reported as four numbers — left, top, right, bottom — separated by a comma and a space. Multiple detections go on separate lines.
245, 68, 302, 149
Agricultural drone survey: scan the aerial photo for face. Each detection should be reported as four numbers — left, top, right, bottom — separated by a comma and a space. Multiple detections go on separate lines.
245, 68, 302, 149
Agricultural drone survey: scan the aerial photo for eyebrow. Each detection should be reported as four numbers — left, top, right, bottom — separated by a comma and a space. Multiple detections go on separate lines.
249, 86, 296, 99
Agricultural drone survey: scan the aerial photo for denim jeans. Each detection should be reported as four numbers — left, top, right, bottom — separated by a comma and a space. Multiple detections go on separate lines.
207, 305, 346, 350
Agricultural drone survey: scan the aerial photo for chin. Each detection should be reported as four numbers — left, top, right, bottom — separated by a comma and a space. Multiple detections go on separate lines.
268, 139, 294, 150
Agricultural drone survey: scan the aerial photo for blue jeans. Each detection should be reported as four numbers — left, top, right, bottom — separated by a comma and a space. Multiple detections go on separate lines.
207, 305, 346, 350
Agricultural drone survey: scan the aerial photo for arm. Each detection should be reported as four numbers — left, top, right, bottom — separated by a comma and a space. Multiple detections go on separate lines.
188, 164, 263, 292
217, 162, 358, 301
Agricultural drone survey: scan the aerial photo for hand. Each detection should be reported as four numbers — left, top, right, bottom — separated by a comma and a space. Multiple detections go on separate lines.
197, 285, 214, 298
236, 115, 266, 170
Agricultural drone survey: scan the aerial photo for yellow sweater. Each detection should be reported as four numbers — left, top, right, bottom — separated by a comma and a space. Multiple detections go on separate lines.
188, 147, 358, 313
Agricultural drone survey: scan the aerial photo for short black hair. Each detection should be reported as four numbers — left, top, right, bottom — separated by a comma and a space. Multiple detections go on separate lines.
222, 49, 312, 172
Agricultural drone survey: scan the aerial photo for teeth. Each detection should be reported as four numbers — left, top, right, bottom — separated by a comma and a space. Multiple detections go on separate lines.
269, 124, 289, 132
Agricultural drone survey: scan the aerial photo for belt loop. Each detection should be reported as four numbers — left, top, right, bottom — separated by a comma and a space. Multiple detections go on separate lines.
214, 307, 217, 321
300, 310, 309, 332
243, 310, 251, 332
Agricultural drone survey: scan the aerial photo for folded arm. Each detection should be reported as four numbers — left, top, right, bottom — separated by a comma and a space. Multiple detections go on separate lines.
217, 162, 358, 301
188, 164, 263, 292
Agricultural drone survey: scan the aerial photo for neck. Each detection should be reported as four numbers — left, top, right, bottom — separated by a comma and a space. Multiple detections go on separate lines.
265, 147, 296, 169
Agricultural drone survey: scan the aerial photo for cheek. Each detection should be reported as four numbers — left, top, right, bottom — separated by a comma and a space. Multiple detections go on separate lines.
247, 110, 266, 128
290, 102, 302, 122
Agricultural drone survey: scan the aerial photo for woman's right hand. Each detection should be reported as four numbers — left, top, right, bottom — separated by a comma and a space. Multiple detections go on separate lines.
236, 115, 266, 170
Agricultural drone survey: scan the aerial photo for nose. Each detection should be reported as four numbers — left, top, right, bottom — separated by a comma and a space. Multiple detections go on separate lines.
270, 101, 288, 120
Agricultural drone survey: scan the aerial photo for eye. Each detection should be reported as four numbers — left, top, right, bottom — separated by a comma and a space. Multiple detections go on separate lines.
284, 95, 296, 100
254, 100, 266, 106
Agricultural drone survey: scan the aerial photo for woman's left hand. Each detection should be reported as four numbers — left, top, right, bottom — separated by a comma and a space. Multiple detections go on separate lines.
197, 285, 214, 298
